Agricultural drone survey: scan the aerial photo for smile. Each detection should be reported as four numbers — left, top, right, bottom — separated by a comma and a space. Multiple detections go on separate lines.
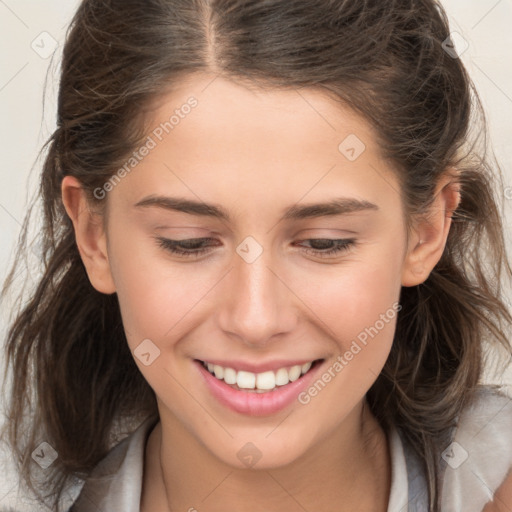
194, 358, 325, 416
200, 359, 321, 392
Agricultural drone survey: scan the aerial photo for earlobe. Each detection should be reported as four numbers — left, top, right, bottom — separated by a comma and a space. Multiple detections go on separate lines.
61, 175, 116, 294
401, 168, 461, 288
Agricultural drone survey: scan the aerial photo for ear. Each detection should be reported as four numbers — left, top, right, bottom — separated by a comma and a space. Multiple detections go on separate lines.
61, 175, 116, 294
401, 167, 461, 287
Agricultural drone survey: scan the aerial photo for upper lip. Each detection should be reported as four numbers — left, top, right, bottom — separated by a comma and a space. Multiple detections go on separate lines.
196, 358, 323, 373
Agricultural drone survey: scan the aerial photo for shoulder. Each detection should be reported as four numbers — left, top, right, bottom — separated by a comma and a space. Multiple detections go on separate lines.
441, 385, 512, 512
451, 385, 512, 462
68, 416, 159, 512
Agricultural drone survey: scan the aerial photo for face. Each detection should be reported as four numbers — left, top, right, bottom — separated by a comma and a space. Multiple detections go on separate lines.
77, 74, 415, 468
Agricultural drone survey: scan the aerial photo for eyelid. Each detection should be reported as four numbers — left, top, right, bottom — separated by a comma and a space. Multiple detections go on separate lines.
154, 236, 357, 260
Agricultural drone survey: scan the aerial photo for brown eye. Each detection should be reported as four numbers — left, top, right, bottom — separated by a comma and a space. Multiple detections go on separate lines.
297, 238, 356, 258
156, 237, 218, 257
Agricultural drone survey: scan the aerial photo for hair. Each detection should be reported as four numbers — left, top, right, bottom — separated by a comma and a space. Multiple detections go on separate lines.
1, 0, 512, 511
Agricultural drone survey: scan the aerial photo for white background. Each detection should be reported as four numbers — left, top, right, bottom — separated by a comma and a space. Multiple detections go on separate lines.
0, 0, 511, 509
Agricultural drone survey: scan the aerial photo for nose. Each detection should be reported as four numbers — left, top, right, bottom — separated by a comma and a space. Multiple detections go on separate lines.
216, 241, 298, 348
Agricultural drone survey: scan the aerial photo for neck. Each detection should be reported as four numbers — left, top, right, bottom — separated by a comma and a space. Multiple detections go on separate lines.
141, 399, 391, 512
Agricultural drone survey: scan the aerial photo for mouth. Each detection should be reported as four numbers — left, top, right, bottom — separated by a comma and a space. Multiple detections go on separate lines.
195, 358, 324, 393
193, 357, 326, 416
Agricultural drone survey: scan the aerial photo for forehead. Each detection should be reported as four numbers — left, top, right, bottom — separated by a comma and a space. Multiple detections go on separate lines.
144, 74, 382, 160
111, 73, 402, 222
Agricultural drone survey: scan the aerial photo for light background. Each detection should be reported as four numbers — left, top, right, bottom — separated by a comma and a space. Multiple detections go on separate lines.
0, 0, 511, 509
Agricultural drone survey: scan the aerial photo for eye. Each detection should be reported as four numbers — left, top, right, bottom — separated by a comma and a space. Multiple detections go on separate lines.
295, 238, 357, 258
155, 236, 356, 259
156, 237, 218, 258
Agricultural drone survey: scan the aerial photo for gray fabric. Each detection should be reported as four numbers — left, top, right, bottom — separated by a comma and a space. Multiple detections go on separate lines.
69, 417, 158, 512
68, 385, 512, 512
400, 432, 431, 512
69, 418, 415, 512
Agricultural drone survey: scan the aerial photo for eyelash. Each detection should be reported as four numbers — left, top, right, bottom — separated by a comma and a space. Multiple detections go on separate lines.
155, 237, 357, 259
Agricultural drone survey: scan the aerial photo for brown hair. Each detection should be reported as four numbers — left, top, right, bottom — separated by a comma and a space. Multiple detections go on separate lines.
2, 1, 511, 511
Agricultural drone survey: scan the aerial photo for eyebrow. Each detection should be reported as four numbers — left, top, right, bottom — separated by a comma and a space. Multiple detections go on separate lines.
133, 195, 379, 222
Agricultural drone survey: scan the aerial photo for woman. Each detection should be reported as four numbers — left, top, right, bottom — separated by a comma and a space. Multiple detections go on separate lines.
2, 1, 512, 511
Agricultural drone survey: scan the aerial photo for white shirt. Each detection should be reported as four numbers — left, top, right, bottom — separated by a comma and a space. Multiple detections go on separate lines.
67, 385, 512, 512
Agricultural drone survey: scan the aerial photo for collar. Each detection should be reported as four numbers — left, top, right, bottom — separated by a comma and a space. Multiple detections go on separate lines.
70, 416, 158, 512
71, 419, 412, 512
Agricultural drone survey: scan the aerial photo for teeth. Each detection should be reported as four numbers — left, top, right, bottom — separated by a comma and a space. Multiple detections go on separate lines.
288, 365, 302, 382
202, 360, 317, 392
256, 371, 275, 390
301, 362, 312, 374
223, 367, 237, 385
237, 370, 256, 389
275, 368, 289, 386
213, 365, 224, 379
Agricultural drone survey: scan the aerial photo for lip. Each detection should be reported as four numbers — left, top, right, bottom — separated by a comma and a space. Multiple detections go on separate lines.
197, 358, 319, 373
194, 358, 325, 416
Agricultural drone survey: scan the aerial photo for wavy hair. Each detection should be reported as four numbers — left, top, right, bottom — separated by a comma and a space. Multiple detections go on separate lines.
2, 1, 511, 511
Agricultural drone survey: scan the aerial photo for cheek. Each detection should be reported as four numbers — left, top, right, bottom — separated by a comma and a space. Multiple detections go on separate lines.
291, 250, 402, 377
299, 258, 400, 335
107, 231, 207, 350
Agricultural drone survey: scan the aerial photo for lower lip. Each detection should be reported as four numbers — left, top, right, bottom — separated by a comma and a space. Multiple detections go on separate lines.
194, 359, 324, 416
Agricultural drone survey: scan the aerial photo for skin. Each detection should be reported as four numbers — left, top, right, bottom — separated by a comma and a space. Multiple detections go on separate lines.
62, 73, 461, 511
482, 470, 512, 512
